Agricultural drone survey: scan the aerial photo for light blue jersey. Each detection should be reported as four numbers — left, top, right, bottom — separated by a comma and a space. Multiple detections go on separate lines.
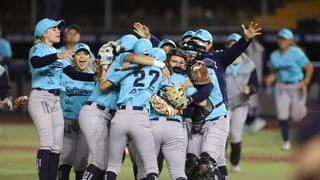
149, 73, 187, 122
106, 52, 135, 85
117, 65, 162, 111
28, 43, 71, 90
87, 82, 119, 111
205, 68, 228, 120
270, 46, 309, 83
60, 69, 95, 120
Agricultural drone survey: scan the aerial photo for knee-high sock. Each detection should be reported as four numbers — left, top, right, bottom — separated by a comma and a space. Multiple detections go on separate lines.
75, 170, 85, 180
58, 164, 72, 180
49, 152, 60, 180
279, 120, 289, 142
230, 142, 241, 166
37, 149, 50, 180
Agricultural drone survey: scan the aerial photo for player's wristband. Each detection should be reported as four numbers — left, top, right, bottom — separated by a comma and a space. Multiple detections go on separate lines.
153, 60, 165, 68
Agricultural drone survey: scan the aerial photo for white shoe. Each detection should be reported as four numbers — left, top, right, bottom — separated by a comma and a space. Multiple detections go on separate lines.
281, 141, 291, 151
250, 118, 266, 133
231, 165, 240, 172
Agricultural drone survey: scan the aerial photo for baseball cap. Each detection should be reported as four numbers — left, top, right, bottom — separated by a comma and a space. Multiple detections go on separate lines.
34, 18, 65, 38
180, 30, 195, 41
192, 29, 213, 43
63, 24, 81, 36
226, 33, 241, 43
116, 34, 138, 51
278, 28, 293, 40
73, 43, 91, 54
133, 38, 153, 57
152, 47, 167, 62
158, 39, 177, 49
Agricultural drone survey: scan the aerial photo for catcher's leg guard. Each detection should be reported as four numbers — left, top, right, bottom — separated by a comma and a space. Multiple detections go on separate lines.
185, 153, 200, 180
198, 152, 222, 180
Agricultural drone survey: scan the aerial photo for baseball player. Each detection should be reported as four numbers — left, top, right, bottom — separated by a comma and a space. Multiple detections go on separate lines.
131, 48, 192, 180
225, 33, 259, 172
27, 18, 71, 180
265, 28, 314, 151
58, 24, 95, 65
0, 64, 13, 110
58, 43, 95, 180
181, 22, 261, 180
105, 38, 161, 180
179, 30, 195, 47
28, 18, 95, 180
158, 39, 177, 53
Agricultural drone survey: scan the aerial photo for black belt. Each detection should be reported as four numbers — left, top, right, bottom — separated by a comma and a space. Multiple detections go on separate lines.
34, 88, 60, 96
150, 117, 181, 123
117, 105, 144, 111
208, 115, 228, 121
85, 101, 115, 115
282, 80, 302, 84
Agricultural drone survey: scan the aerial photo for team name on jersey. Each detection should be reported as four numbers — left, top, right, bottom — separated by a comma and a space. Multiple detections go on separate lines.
65, 87, 92, 96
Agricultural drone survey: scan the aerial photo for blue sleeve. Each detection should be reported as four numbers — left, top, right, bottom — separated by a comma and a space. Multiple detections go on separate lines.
150, 34, 161, 47
205, 37, 251, 68
30, 54, 57, 68
63, 66, 94, 82
190, 83, 213, 102
248, 69, 259, 95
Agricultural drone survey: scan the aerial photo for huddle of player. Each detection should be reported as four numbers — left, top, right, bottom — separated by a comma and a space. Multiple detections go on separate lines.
17, 18, 269, 180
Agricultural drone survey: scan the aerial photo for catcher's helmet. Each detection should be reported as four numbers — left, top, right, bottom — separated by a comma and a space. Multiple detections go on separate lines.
181, 39, 206, 56
133, 38, 153, 57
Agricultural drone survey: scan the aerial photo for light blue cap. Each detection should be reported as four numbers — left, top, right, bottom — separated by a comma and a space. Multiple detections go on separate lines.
226, 33, 241, 43
152, 47, 167, 62
158, 39, 177, 49
133, 38, 153, 57
74, 43, 91, 54
278, 28, 293, 40
63, 24, 81, 37
192, 29, 213, 43
116, 34, 138, 51
34, 18, 65, 38
181, 30, 195, 40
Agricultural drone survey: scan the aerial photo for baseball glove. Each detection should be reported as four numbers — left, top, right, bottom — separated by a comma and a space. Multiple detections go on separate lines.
187, 60, 211, 85
98, 41, 122, 66
150, 94, 175, 118
163, 84, 188, 110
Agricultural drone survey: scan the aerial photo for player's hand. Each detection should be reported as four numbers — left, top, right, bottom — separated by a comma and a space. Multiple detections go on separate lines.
183, 77, 193, 91
14, 96, 28, 109
241, 21, 262, 41
162, 66, 171, 83
1, 98, 13, 111
301, 83, 308, 97
133, 22, 151, 39
122, 62, 131, 69
243, 85, 250, 95
57, 50, 74, 61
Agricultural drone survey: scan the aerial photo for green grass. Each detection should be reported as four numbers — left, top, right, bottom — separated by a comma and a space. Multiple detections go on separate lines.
0, 123, 296, 180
